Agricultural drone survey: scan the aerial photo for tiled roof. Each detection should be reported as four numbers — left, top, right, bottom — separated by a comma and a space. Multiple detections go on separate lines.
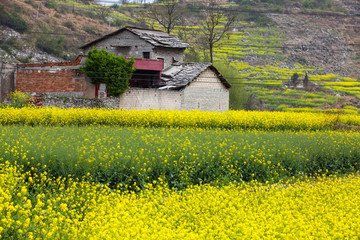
127, 27, 190, 48
80, 26, 190, 49
160, 63, 231, 89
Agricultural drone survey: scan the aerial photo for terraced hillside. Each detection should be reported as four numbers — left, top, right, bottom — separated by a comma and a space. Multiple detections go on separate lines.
173, 13, 359, 111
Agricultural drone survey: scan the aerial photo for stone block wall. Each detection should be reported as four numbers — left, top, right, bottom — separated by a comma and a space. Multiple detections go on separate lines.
42, 95, 119, 109
41, 89, 182, 110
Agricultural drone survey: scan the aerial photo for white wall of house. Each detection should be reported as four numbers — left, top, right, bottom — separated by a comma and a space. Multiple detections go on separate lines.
119, 88, 182, 110
182, 69, 229, 112
119, 69, 229, 112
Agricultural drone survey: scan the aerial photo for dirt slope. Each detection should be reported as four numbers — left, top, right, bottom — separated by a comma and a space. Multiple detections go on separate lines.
269, 12, 360, 78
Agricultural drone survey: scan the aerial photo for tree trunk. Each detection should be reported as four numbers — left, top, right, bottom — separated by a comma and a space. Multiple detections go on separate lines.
210, 42, 213, 63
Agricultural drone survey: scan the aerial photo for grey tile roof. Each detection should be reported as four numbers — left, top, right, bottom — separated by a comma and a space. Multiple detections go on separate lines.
80, 26, 190, 49
160, 63, 231, 89
127, 27, 190, 48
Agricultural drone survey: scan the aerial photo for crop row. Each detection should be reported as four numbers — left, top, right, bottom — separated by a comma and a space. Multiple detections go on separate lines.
2, 125, 360, 189
1, 107, 360, 130
1, 161, 360, 239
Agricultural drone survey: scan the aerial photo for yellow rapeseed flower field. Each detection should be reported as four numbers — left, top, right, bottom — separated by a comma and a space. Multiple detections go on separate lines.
1, 108, 359, 239
0, 107, 360, 130
1, 162, 360, 239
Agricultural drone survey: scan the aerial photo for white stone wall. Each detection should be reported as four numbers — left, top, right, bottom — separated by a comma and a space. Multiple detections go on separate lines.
118, 69, 229, 112
119, 88, 182, 110
182, 69, 229, 112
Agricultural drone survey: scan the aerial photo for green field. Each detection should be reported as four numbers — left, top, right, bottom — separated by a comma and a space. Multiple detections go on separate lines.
2, 125, 360, 190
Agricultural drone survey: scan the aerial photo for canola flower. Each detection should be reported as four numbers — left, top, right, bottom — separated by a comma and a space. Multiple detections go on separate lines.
0, 107, 360, 130
1, 162, 360, 239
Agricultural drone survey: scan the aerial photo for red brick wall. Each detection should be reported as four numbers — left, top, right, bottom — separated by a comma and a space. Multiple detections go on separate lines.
15, 56, 96, 97
16, 69, 87, 95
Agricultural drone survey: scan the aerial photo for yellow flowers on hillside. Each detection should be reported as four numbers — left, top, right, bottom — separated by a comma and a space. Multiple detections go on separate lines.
1, 107, 359, 130
1, 162, 360, 239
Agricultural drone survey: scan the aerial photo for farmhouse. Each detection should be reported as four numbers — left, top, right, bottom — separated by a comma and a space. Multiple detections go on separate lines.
80, 26, 190, 70
2, 26, 230, 111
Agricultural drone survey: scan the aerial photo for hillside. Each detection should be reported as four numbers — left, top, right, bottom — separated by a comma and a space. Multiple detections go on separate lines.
0, 0, 130, 62
0, 0, 359, 112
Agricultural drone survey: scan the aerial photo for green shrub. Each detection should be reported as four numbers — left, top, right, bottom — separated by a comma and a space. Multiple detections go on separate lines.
0, 42, 12, 55
35, 34, 65, 57
0, 7, 29, 33
291, 72, 299, 84
45, 0, 57, 9
25, 0, 36, 7
83, 26, 98, 34
16, 56, 31, 63
63, 21, 76, 31
302, 0, 331, 9
80, 48, 136, 97
296, 56, 307, 65
0, 37, 22, 55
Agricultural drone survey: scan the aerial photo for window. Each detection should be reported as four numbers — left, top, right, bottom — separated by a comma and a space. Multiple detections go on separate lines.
143, 52, 150, 59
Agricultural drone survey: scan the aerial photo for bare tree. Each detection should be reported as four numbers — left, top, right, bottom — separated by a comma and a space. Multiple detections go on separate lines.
145, 0, 183, 34
199, 0, 236, 63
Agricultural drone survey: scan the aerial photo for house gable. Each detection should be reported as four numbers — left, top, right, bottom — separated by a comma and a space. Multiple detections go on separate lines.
161, 63, 231, 90
181, 69, 230, 111
81, 30, 155, 58
186, 69, 228, 89
80, 27, 189, 69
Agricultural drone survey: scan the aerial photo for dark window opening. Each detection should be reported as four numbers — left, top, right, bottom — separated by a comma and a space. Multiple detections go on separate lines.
130, 70, 161, 88
143, 52, 150, 59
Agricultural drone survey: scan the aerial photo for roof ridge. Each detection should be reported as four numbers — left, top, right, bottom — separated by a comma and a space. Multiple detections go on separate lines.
125, 26, 169, 34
